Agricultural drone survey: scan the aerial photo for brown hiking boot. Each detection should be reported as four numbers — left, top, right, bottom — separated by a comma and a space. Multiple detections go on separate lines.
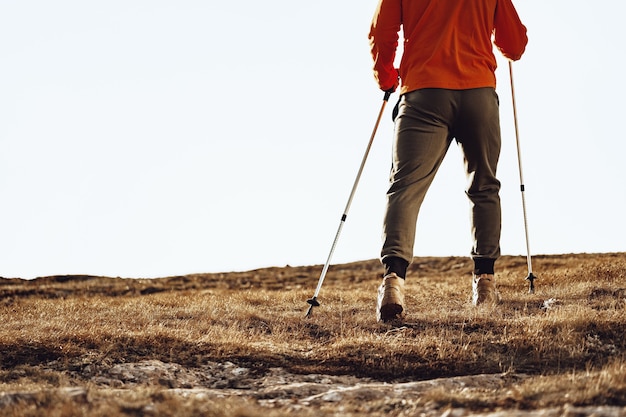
377, 273, 405, 322
472, 274, 500, 306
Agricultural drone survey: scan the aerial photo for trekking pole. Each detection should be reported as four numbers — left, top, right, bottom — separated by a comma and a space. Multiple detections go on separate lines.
306, 91, 392, 317
508, 61, 537, 294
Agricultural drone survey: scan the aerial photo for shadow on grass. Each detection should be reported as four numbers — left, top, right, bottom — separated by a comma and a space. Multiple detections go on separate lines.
2, 326, 622, 384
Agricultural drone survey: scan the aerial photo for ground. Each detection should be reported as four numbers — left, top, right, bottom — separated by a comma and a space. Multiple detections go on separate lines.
1, 253, 626, 416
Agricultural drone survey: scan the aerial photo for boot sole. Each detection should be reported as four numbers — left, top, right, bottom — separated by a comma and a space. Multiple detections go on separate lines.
379, 303, 403, 322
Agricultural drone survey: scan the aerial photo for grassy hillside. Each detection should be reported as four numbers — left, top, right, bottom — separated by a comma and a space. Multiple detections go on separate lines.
1, 253, 625, 416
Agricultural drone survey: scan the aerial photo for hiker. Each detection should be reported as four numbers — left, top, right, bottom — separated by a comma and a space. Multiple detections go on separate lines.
369, 0, 528, 322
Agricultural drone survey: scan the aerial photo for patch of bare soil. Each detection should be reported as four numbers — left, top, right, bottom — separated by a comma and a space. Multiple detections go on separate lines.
1, 360, 625, 416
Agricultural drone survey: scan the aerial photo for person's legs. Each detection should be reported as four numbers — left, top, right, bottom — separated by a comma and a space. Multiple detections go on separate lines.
381, 89, 456, 277
455, 88, 502, 305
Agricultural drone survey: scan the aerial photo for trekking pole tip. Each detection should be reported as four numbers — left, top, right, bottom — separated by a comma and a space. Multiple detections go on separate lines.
526, 272, 536, 294
305, 297, 320, 318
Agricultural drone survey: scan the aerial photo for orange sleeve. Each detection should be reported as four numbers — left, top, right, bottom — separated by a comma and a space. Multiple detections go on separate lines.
494, 0, 528, 61
369, 0, 401, 91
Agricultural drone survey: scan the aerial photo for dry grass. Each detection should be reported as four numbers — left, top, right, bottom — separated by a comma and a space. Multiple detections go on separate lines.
1, 253, 625, 416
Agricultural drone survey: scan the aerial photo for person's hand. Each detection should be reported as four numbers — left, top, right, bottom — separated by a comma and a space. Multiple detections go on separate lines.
382, 68, 400, 93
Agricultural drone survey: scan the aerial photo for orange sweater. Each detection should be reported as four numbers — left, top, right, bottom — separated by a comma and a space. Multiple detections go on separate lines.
369, 0, 528, 94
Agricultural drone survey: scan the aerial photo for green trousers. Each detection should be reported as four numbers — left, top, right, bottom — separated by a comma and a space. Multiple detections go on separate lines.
381, 88, 502, 269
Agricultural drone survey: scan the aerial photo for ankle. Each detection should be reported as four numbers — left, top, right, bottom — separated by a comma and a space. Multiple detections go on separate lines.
473, 258, 496, 275
383, 256, 409, 279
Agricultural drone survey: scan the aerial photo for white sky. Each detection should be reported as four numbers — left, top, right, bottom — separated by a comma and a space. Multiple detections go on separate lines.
1, 1, 624, 279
